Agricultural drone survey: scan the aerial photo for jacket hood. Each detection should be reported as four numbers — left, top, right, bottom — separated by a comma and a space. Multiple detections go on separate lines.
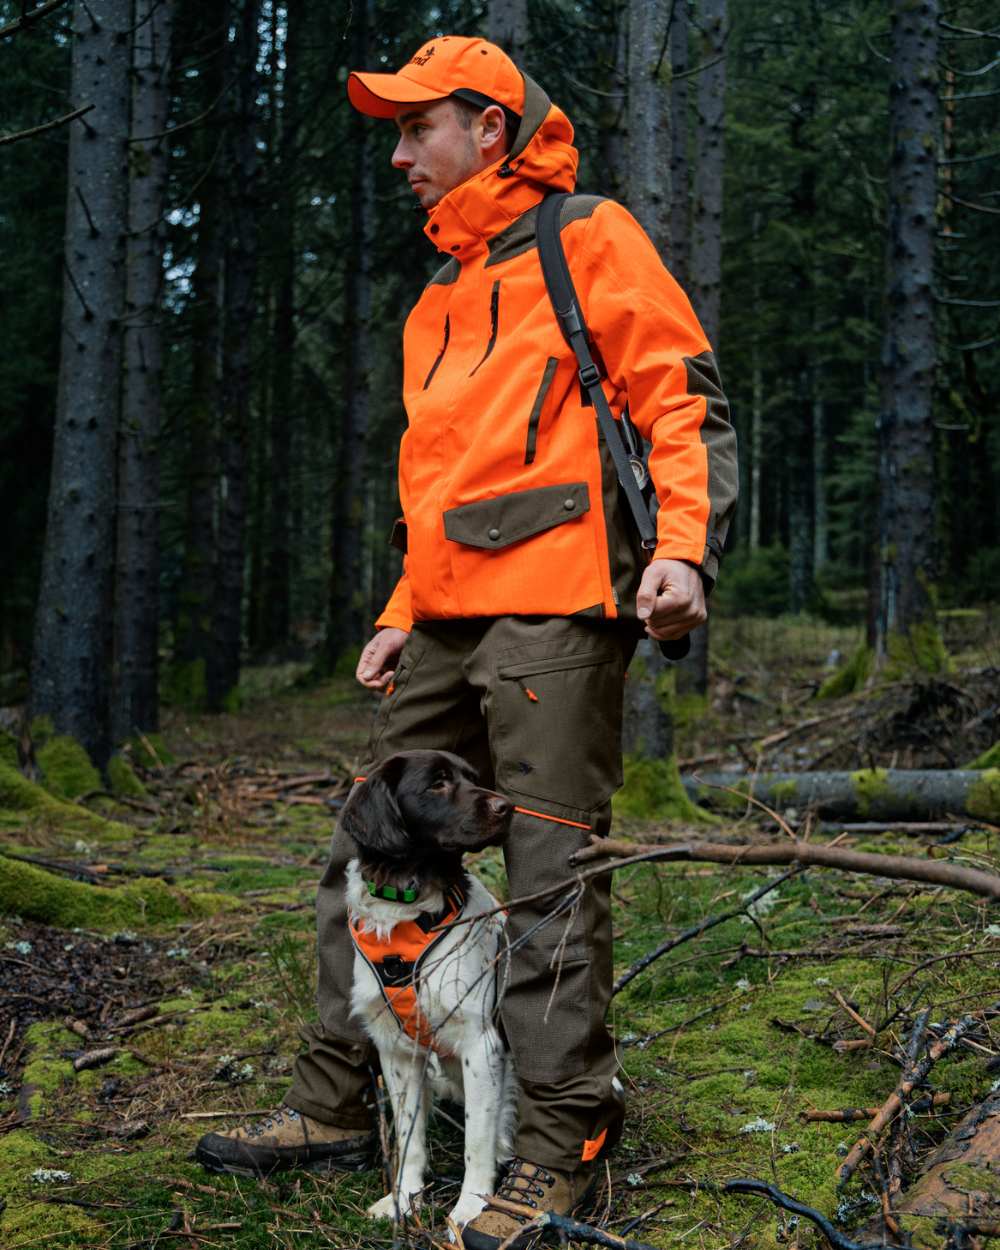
422, 73, 578, 260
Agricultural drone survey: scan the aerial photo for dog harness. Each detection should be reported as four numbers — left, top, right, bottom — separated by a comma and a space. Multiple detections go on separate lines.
349, 882, 467, 1056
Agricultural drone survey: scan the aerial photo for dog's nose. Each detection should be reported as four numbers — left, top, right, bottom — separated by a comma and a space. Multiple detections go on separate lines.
487, 794, 512, 818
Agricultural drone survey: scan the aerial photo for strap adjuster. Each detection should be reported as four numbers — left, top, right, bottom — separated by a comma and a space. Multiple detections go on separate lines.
578, 362, 601, 389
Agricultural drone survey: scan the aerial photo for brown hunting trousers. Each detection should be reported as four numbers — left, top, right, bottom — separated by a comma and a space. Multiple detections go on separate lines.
285, 615, 635, 1172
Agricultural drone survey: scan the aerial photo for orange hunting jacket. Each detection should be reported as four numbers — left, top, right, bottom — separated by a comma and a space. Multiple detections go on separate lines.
376, 75, 738, 633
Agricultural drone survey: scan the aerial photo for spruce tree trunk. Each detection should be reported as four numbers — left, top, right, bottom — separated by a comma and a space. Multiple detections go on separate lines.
259, 0, 302, 654
328, 0, 374, 666
210, 0, 262, 708
487, 0, 528, 63
113, 0, 173, 744
625, 0, 674, 762
875, 0, 939, 661
668, 0, 690, 287
30, 0, 131, 768
681, 0, 727, 695
173, 1, 226, 708
600, 0, 628, 200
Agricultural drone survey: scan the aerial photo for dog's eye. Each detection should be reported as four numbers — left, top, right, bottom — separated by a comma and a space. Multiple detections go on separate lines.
427, 773, 451, 792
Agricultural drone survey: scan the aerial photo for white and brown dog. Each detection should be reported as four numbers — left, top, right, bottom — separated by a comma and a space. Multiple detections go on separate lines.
340, 750, 517, 1229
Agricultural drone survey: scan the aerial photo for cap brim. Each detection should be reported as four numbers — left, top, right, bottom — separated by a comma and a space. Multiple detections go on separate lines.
348, 71, 448, 118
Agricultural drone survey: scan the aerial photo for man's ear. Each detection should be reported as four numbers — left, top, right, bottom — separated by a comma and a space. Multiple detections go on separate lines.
340, 757, 411, 860
479, 104, 507, 156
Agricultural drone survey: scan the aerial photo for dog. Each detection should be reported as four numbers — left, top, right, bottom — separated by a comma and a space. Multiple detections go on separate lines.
339, 749, 517, 1229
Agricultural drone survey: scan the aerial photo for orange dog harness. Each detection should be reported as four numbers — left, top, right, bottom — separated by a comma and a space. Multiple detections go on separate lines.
350, 883, 467, 1055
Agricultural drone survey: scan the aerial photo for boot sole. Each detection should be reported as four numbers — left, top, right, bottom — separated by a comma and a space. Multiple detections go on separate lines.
194, 1136, 375, 1178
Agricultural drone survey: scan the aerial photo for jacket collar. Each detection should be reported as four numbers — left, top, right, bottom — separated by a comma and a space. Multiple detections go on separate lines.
421, 74, 578, 261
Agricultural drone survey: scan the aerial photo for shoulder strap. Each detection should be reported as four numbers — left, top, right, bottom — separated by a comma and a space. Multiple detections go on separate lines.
535, 193, 658, 552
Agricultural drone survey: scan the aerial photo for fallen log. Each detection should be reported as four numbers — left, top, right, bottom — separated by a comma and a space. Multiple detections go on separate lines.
570, 837, 1000, 901
684, 769, 999, 822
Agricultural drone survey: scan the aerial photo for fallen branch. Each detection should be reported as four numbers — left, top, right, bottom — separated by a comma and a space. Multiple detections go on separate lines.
837, 1005, 999, 1182
802, 1093, 951, 1122
487, 1196, 658, 1250
684, 769, 999, 821
724, 1179, 887, 1250
570, 836, 1000, 901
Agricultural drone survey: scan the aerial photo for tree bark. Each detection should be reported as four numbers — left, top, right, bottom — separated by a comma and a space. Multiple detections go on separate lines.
113, 0, 173, 744
668, 0, 690, 287
327, 0, 374, 666
487, 0, 528, 64
875, 0, 940, 660
684, 768, 999, 822
30, 0, 131, 768
210, 0, 262, 708
680, 0, 726, 694
173, 0, 226, 707
624, 0, 675, 760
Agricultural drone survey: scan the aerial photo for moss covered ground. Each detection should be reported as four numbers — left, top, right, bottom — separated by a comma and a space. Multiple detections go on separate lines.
1, 617, 998, 1248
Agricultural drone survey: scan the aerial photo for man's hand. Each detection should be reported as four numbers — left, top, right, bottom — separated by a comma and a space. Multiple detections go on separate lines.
636, 559, 706, 641
356, 627, 409, 691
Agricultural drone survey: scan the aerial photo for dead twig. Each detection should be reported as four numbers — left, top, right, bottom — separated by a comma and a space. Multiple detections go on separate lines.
570, 835, 1000, 901
802, 1093, 950, 1122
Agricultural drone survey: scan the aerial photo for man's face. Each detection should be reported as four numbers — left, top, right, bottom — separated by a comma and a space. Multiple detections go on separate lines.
392, 99, 483, 210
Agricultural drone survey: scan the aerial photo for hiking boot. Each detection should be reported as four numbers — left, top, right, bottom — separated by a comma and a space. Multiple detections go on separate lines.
194, 1105, 375, 1177
461, 1157, 596, 1250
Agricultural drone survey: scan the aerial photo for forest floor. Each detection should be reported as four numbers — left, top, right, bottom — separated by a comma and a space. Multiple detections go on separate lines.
0, 610, 998, 1250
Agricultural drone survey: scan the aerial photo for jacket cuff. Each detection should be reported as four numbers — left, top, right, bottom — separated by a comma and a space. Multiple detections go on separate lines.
373, 611, 412, 633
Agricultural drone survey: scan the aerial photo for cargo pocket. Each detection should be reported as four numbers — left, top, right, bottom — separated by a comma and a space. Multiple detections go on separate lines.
491, 642, 624, 811
366, 632, 427, 758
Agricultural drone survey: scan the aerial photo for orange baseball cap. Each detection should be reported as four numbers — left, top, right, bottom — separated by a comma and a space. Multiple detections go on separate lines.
348, 35, 525, 120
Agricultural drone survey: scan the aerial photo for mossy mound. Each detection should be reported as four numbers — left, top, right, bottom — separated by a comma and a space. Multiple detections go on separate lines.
817, 642, 872, 699
36, 735, 101, 801
967, 741, 1000, 770
0, 728, 19, 770
967, 769, 1000, 822
0, 759, 129, 839
107, 752, 148, 798
127, 732, 174, 769
616, 754, 716, 823
0, 853, 232, 930
884, 619, 951, 679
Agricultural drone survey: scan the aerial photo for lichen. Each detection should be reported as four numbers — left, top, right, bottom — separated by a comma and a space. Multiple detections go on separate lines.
36, 736, 101, 802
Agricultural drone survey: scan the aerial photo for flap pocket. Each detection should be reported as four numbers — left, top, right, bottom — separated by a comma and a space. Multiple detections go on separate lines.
443, 482, 590, 550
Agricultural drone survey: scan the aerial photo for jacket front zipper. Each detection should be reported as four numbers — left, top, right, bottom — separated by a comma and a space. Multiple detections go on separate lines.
422, 313, 450, 390
469, 280, 501, 376
524, 356, 559, 464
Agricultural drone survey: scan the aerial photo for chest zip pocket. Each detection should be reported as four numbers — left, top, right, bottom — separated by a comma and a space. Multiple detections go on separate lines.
469, 280, 501, 376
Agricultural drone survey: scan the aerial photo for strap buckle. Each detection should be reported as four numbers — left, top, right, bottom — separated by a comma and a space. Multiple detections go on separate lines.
578, 361, 602, 389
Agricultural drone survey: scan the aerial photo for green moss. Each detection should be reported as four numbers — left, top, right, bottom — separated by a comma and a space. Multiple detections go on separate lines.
967, 769, 1000, 822
128, 732, 174, 768
817, 643, 873, 699
0, 852, 230, 929
769, 778, 799, 806
967, 741, 1000, 770
884, 619, 950, 679
163, 657, 208, 711
851, 767, 891, 816
943, 1163, 1000, 1200
616, 755, 715, 822
221, 684, 242, 713
0, 729, 18, 770
695, 775, 751, 813
106, 752, 148, 798
36, 735, 101, 801
674, 692, 708, 733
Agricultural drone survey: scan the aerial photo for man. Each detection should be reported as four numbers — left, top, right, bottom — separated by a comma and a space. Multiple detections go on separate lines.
196, 34, 737, 1250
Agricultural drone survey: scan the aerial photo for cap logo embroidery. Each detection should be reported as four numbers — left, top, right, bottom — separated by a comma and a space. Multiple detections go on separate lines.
410, 46, 435, 67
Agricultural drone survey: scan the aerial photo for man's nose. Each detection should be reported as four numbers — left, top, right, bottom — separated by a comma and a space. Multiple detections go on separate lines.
391, 136, 411, 169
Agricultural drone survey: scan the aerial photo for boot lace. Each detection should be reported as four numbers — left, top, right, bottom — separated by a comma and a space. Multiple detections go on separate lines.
494, 1157, 557, 1211
246, 1106, 299, 1139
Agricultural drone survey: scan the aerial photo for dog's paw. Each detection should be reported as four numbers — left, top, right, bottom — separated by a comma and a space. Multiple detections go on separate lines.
448, 1192, 487, 1230
367, 1193, 412, 1222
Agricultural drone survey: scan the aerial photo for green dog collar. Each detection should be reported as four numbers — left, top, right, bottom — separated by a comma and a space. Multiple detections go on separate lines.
367, 880, 419, 904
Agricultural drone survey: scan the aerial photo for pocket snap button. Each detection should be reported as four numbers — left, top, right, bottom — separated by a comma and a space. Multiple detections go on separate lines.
563, 498, 576, 510
488, 527, 501, 541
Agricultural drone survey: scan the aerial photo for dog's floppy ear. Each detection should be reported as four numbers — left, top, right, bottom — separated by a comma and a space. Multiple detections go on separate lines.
339, 757, 411, 859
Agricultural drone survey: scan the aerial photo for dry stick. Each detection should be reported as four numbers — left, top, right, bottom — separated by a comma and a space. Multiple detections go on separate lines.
887, 1010, 931, 1204
837, 1005, 997, 1183
832, 989, 877, 1037
724, 1180, 888, 1250
488, 1197, 659, 1250
570, 835, 1000, 901
613, 869, 801, 995
802, 1094, 953, 1123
